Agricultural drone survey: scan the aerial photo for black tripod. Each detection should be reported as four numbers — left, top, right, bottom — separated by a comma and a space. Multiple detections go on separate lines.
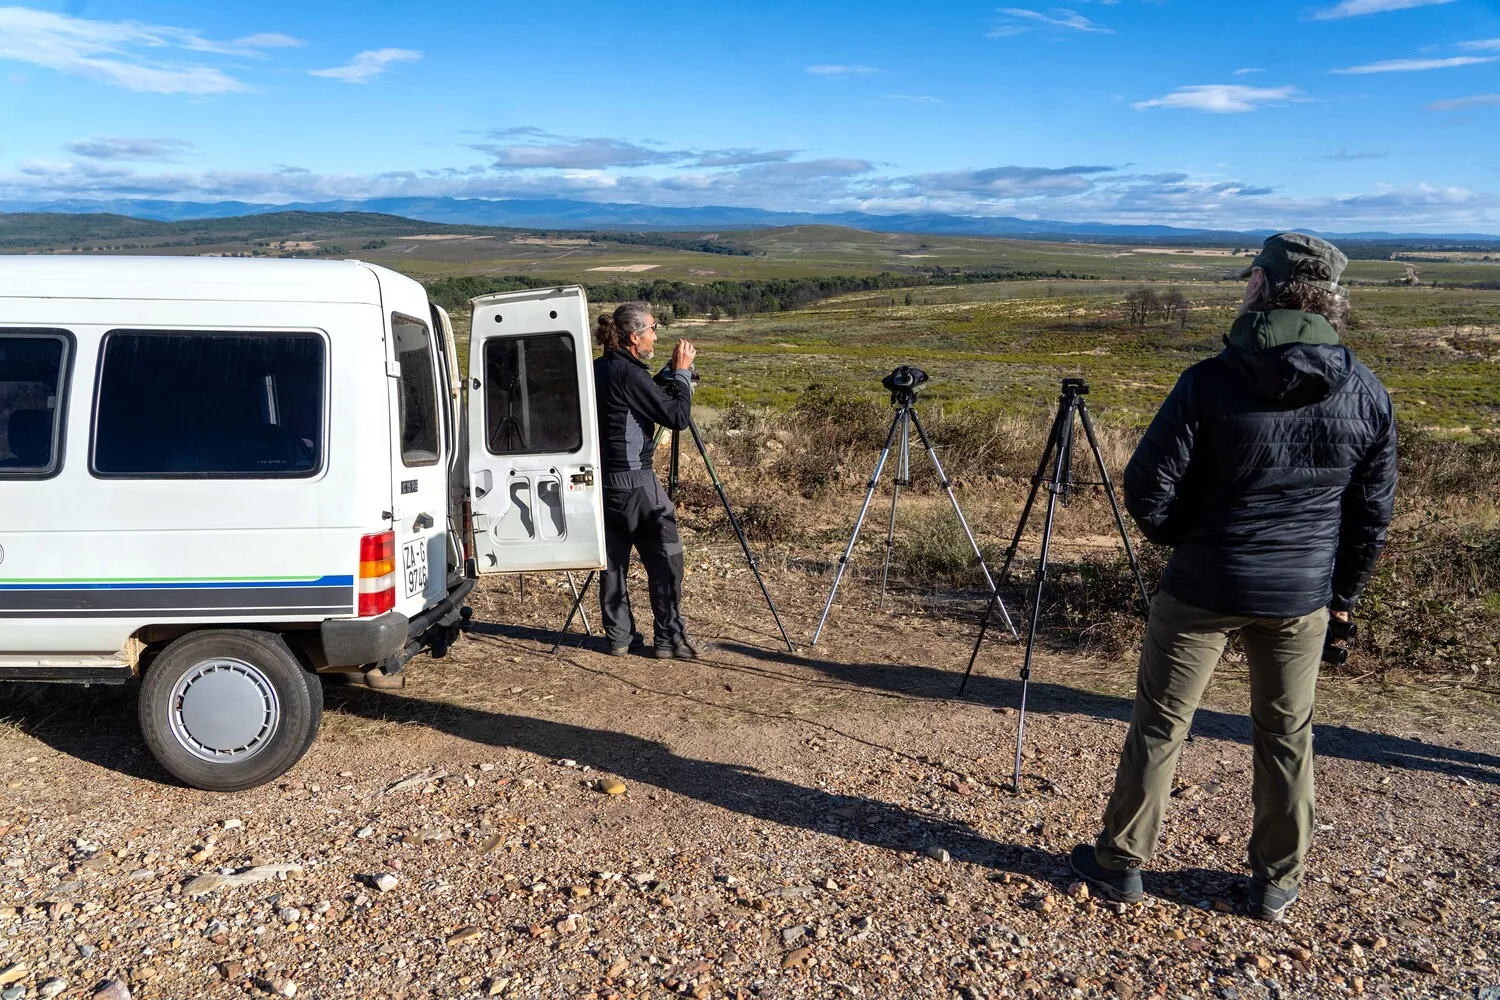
812, 366, 1019, 646
959, 378, 1150, 790
550, 415, 795, 654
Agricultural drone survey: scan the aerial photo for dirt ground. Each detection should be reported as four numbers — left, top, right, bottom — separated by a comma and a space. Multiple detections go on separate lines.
1, 561, 1498, 1000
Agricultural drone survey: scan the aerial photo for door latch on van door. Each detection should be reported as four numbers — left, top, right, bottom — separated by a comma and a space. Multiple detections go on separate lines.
412, 513, 435, 531
570, 468, 595, 487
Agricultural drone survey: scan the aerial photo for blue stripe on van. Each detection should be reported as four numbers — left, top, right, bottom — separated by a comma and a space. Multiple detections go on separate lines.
0, 575, 354, 591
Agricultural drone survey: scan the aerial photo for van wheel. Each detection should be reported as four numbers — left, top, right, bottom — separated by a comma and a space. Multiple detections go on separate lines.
139, 630, 323, 792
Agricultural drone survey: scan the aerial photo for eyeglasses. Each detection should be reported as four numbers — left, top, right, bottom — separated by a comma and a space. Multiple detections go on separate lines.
634, 323, 658, 335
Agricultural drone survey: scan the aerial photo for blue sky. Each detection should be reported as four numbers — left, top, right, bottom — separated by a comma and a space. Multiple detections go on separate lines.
1, 0, 1499, 231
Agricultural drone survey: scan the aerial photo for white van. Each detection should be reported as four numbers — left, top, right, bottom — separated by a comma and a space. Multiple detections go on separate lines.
0, 257, 605, 791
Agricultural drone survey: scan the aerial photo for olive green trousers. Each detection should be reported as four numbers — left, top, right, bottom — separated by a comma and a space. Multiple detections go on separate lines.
1095, 590, 1327, 890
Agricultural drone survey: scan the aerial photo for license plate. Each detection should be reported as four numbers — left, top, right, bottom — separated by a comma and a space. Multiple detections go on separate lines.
402, 539, 429, 599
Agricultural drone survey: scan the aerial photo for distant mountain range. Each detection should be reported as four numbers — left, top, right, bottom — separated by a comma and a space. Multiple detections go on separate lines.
2, 196, 1498, 241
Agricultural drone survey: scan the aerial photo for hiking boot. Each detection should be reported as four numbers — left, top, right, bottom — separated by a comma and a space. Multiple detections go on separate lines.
1248, 880, 1298, 922
1069, 844, 1144, 904
608, 632, 646, 657
651, 632, 710, 659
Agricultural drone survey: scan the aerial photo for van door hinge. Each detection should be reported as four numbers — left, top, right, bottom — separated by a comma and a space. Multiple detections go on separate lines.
570, 468, 595, 487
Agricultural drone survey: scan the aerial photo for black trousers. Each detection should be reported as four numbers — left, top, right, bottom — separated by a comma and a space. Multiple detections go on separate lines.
600, 478, 686, 647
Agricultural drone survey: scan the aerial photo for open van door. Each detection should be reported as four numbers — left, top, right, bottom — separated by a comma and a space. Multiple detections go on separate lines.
467, 286, 606, 574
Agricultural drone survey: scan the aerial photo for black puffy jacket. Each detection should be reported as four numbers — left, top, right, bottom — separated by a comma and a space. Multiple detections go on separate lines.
1124, 309, 1398, 618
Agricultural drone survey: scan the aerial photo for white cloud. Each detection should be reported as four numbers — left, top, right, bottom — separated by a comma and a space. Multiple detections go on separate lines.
806, 64, 876, 76
1308, 0, 1456, 18
0, 6, 266, 94
1458, 37, 1500, 52
310, 48, 422, 83
1332, 55, 1498, 73
1233, 67, 1264, 75
886, 94, 941, 104
988, 7, 1113, 37
1426, 93, 1500, 111
1132, 84, 1302, 113
64, 136, 195, 161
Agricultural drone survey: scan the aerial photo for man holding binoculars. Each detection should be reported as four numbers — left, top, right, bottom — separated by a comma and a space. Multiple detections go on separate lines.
1071, 233, 1399, 922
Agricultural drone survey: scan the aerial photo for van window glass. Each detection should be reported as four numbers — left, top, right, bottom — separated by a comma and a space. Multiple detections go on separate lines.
93, 332, 324, 478
0, 331, 68, 476
393, 314, 440, 467
484, 333, 582, 455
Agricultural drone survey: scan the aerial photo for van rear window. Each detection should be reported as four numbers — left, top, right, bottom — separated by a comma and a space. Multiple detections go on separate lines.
392, 314, 440, 467
0, 331, 69, 478
93, 331, 324, 478
483, 333, 582, 456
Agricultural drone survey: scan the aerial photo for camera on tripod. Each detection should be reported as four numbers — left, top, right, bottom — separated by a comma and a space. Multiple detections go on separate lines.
882, 365, 929, 405
1322, 617, 1357, 666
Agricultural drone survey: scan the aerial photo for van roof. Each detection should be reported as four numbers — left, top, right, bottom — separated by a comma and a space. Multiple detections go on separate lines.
0, 255, 417, 305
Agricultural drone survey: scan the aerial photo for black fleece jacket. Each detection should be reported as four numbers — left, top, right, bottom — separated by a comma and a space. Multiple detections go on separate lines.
593, 348, 694, 486
1123, 309, 1398, 618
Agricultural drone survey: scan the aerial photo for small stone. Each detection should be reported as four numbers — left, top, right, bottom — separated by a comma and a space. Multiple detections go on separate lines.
93, 982, 131, 1000
2, 986, 24, 1000
485, 977, 509, 996
0, 966, 24, 988
446, 926, 482, 945
714, 874, 737, 886
278, 906, 300, 924
605, 959, 628, 979
1066, 881, 1089, 899
222, 819, 243, 830
184, 873, 226, 896
479, 763, 496, 772
40, 982, 68, 1000
355, 826, 374, 839
1408, 958, 1439, 975
598, 778, 626, 796
782, 925, 807, 945
555, 914, 585, 934
556, 759, 579, 768
372, 873, 398, 893
132, 968, 157, 984
781, 947, 812, 969
269, 978, 297, 997
1249, 954, 1274, 973
1372, 936, 1388, 951
1287, 946, 1312, 963
219, 962, 244, 981
1352, 976, 1365, 994
820, 877, 839, 891
923, 846, 951, 863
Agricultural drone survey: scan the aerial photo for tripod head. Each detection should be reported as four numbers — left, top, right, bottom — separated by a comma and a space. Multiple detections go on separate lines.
882, 365, 929, 406
1060, 377, 1090, 398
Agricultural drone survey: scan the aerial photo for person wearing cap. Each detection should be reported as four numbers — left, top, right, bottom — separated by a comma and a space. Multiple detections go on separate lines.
1069, 232, 1398, 921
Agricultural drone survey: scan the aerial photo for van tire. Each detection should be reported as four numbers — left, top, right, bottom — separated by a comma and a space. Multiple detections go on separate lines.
139, 630, 323, 792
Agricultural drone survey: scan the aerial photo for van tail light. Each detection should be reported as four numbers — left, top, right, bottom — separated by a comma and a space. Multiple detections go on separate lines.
358, 531, 396, 617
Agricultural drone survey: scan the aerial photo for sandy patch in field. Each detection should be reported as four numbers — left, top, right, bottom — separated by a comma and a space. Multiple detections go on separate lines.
509, 237, 591, 247
588, 264, 661, 272
1121, 248, 1248, 257
402, 234, 496, 241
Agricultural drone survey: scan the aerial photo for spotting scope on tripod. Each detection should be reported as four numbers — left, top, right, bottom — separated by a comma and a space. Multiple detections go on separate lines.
811, 366, 1020, 646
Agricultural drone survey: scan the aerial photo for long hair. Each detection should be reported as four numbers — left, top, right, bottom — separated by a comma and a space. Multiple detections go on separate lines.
1245, 274, 1349, 334
595, 301, 652, 351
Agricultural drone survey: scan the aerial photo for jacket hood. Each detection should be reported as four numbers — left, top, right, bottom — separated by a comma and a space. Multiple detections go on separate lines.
1221, 310, 1353, 406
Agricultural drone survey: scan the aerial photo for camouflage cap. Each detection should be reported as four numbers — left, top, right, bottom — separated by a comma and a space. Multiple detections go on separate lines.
1235, 232, 1348, 294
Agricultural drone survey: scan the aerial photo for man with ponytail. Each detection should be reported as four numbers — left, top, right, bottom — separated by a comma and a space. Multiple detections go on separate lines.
593, 301, 705, 659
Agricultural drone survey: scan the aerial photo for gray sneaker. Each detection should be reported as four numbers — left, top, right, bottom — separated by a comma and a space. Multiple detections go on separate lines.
1069, 844, 1144, 904
608, 632, 646, 657
1248, 880, 1298, 922
651, 632, 710, 659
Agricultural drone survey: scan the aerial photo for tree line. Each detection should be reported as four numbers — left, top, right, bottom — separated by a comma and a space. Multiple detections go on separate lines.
424, 268, 1096, 318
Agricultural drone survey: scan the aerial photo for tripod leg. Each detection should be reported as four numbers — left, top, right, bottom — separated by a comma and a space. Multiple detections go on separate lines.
548, 570, 596, 654
1078, 403, 1151, 615
908, 408, 1019, 643
811, 410, 903, 646
1014, 410, 1073, 790
565, 571, 593, 636
878, 409, 907, 611
667, 428, 681, 502
958, 396, 1071, 692
685, 418, 796, 653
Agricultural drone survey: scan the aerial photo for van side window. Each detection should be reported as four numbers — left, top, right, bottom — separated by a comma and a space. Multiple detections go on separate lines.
393, 314, 440, 467
93, 331, 324, 478
0, 330, 69, 478
484, 334, 582, 456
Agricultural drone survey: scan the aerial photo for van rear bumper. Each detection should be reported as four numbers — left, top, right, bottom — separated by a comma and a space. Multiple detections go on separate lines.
321, 612, 409, 667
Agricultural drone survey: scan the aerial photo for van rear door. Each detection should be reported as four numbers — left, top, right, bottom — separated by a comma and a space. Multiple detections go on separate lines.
467, 286, 605, 574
